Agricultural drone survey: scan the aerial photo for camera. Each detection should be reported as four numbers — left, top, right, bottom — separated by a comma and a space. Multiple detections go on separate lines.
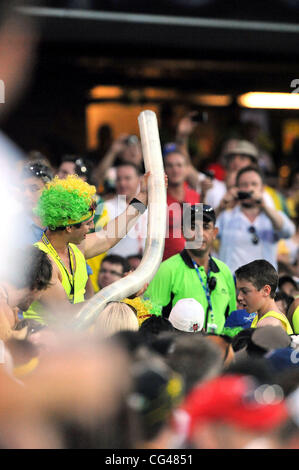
237, 191, 253, 200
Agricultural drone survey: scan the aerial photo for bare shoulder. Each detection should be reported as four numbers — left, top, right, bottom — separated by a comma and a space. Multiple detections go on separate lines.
257, 317, 283, 328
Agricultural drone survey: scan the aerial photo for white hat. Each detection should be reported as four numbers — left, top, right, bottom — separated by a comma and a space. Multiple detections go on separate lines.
169, 298, 205, 333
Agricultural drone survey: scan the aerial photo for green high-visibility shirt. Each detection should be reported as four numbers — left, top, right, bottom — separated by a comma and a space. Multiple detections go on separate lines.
144, 250, 237, 335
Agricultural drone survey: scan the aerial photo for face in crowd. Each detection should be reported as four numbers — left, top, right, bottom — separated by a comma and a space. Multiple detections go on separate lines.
56, 161, 76, 180
227, 154, 254, 173
236, 279, 271, 314
184, 216, 218, 258
164, 152, 188, 187
67, 217, 95, 245
21, 176, 46, 214
98, 260, 125, 289
237, 170, 264, 208
116, 165, 140, 199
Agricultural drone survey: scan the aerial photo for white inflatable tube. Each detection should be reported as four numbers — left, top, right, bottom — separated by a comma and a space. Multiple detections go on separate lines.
72, 110, 167, 329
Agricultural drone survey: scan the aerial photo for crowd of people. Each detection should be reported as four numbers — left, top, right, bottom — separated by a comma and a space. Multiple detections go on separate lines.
1, 2, 299, 451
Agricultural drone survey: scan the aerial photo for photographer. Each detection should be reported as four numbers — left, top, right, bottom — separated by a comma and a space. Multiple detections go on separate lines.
216, 166, 295, 274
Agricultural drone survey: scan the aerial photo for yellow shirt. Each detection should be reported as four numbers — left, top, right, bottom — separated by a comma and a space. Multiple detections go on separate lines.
251, 310, 293, 335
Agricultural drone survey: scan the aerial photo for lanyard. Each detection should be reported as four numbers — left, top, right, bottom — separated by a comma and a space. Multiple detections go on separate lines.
42, 232, 75, 301
192, 260, 217, 333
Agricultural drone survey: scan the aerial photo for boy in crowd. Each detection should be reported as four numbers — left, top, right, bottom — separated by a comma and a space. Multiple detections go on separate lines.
235, 259, 293, 334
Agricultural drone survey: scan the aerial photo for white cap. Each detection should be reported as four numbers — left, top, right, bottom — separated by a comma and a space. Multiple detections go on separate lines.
169, 298, 205, 333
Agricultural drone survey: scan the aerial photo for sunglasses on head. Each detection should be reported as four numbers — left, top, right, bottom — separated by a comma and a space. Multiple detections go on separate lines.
26, 163, 53, 181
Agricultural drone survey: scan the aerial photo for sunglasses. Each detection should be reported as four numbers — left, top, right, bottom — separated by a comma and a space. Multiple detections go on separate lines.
25, 164, 53, 181
248, 226, 259, 245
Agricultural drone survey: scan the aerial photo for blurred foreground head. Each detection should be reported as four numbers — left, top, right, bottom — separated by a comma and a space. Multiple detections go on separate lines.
174, 374, 290, 449
0, 332, 133, 448
0, 2, 39, 282
128, 354, 185, 449
0, 1, 38, 122
94, 302, 139, 339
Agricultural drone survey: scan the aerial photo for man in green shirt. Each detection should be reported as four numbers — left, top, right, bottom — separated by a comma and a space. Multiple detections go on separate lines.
144, 204, 236, 334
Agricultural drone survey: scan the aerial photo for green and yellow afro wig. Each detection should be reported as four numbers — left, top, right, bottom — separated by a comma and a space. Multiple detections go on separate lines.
36, 175, 96, 230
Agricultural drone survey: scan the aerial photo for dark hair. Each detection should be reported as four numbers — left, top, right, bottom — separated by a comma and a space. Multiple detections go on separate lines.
224, 357, 275, 385
235, 259, 278, 298
115, 161, 141, 176
139, 316, 175, 343
127, 254, 142, 261
236, 165, 264, 186
167, 335, 223, 394
60, 154, 77, 164
274, 290, 294, 313
278, 276, 298, 291
163, 149, 186, 163
277, 261, 294, 277
101, 254, 130, 274
48, 222, 83, 233
5, 246, 52, 291
59, 155, 94, 183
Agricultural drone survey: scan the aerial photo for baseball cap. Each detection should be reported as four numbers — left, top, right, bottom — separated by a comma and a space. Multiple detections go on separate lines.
224, 140, 258, 162
169, 298, 205, 333
184, 204, 216, 225
177, 374, 288, 440
162, 142, 180, 157
265, 347, 299, 373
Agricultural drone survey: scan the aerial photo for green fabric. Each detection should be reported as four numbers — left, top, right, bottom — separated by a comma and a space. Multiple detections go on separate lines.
222, 326, 245, 338
251, 310, 294, 335
291, 306, 299, 334
24, 242, 88, 324
144, 253, 237, 335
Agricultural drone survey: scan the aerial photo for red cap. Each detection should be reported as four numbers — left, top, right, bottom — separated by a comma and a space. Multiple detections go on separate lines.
180, 375, 288, 438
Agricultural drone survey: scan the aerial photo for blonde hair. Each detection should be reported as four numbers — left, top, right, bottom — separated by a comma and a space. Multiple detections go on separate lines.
95, 302, 139, 338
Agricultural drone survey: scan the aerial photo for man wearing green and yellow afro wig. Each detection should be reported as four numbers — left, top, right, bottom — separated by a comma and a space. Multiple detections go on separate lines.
24, 174, 148, 326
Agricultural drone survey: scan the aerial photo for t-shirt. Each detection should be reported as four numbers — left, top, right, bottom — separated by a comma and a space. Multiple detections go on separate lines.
144, 249, 236, 335
163, 182, 200, 261
216, 206, 295, 274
